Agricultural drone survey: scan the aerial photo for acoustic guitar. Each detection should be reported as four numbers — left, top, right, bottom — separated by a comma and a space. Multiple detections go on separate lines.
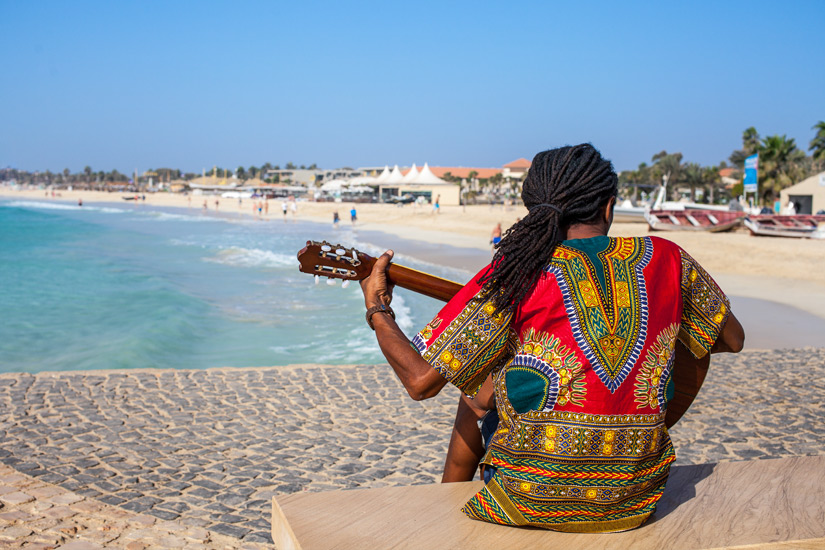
297, 240, 708, 428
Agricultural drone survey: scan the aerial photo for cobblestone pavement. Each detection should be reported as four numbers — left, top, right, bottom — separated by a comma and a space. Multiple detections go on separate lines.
1, 348, 823, 547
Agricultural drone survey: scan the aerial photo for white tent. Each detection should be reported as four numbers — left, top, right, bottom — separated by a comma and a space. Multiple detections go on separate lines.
411, 163, 448, 185
347, 176, 378, 187
401, 164, 419, 183
384, 165, 405, 184
320, 179, 348, 192
374, 166, 391, 184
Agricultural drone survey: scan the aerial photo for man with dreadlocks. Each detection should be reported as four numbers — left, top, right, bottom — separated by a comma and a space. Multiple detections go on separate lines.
360, 144, 744, 532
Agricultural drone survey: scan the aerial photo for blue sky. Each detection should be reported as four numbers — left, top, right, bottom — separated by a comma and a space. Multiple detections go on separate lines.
1, 0, 823, 173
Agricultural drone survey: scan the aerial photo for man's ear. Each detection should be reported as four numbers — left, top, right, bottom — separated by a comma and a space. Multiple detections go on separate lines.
603, 196, 617, 225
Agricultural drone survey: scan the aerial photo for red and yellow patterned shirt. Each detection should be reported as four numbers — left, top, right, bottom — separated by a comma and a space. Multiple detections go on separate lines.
412, 235, 730, 532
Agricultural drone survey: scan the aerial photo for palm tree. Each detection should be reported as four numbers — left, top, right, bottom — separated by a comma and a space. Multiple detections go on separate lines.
682, 163, 703, 202
729, 127, 761, 170
702, 165, 723, 205
809, 121, 825, 170
758, 135, 806, 202
651, 151, 684, 200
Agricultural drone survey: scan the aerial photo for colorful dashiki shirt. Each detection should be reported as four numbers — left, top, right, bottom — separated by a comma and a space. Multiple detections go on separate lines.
411, 236, 730, 533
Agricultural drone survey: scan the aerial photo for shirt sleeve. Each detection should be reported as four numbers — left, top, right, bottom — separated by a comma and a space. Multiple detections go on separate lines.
410, 266, 514, 396
678, 249, 731, 358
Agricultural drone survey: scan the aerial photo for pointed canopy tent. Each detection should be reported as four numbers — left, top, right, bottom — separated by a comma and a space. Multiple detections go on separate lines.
320, 179, 348, 192
401, 164, 420, 183
411, 163, 448, 185
374, 166, 391, 184
384, 165, 405, 184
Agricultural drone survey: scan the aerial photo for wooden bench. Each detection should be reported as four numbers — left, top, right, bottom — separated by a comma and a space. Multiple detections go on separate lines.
272, 454, 825, 549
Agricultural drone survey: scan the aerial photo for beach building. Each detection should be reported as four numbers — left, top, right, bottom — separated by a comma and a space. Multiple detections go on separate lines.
780, 171, 825, 214
502, 157, 532, 180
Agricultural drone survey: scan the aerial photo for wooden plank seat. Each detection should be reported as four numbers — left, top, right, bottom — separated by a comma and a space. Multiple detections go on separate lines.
272, 454, 825, 550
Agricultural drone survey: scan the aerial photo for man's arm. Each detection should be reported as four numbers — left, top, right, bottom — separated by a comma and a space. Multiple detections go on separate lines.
711, 311, 745, 353
442, 375, 496, 483
360, 250, 447, 401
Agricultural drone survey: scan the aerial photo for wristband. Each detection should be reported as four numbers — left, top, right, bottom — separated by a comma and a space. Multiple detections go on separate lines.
366, 304, 395, 330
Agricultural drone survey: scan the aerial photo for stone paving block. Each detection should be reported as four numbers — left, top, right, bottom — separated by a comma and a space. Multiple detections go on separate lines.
0, 509, 34, 523
0, 491, 34, 506
54, 541, 105, 550
0, 524, 34, 539
41, 506, 77, 521
47, 493, 83, 506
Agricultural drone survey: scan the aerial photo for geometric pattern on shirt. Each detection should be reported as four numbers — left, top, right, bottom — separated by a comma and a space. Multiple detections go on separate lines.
505, 329, 586, 414
634, 323, 679, 411
546, 237, 653, 393
416, 298, 513, 396
678, 249, 730, 358
493, 410, 667, 461
470, 411, 675, 532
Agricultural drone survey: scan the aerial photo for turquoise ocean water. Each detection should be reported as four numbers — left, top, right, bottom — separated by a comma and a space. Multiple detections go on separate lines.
0, 199, 479, 373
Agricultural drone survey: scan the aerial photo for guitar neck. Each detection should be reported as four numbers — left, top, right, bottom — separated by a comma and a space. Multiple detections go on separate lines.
381, 262, 463, 302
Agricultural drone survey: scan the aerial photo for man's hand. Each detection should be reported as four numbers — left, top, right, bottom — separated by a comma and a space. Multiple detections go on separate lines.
360, 250, 395, 308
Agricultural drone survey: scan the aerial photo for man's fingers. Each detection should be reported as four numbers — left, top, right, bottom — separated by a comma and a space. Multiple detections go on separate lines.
373, 249, 394, 272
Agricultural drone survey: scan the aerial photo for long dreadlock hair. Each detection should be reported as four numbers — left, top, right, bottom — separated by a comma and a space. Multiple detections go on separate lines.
478, 144, 618, 312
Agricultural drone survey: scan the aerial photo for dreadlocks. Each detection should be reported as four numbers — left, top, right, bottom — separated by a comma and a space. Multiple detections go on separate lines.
478, 144, 618, 312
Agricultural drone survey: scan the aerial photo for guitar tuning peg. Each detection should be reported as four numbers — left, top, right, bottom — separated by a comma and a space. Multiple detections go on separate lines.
314, 275, 320, 285
341, 280, 350, 289
326, 278, 337, 286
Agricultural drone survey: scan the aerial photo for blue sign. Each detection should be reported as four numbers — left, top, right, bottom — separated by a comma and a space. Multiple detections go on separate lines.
743, 154, 758, 193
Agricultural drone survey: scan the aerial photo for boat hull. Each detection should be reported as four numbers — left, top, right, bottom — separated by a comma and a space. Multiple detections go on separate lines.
646, 210, 744, 232
744, 215, 825, 239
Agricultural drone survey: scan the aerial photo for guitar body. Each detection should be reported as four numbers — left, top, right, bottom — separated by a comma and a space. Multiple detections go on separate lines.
298, 240, 708, 427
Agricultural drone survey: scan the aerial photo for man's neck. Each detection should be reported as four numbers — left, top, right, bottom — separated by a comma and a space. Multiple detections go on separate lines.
564, 223, 608, 240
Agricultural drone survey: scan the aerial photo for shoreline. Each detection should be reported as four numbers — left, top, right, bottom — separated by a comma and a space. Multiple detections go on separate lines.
2, 190, 825, 351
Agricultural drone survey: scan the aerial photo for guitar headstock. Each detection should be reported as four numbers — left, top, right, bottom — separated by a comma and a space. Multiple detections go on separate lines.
297, 240, 375, 281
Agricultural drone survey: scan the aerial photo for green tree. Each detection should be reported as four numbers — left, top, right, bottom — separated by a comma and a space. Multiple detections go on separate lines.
248, 166, 258, 179
757, 135, 805, 202
809, 121, 825, 169
729, 127, 761, 170
682, 163, 703, 202
285, 162, 296, 170
236, 166, 246, 180
651, 151, 684, 199
702, 165, 724, 204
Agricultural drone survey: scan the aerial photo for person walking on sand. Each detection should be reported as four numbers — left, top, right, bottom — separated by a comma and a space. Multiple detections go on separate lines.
282, 201, 288, 219
490, 222, 502, 252
203, 200, 208, 211
433, 194, 441, 214
290, 200, 297, 217
358, 144, 744, 533
214, 199, 219, 210
264, 199, 269, 216
350, 205, 357, 225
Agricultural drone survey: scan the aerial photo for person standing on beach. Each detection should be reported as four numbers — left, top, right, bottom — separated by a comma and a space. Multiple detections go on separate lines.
282, 201, 288, 219
350, 205, 357, 225
333, 210, 340, 228
359, 144, 744, 533
490, 223, 502, 252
